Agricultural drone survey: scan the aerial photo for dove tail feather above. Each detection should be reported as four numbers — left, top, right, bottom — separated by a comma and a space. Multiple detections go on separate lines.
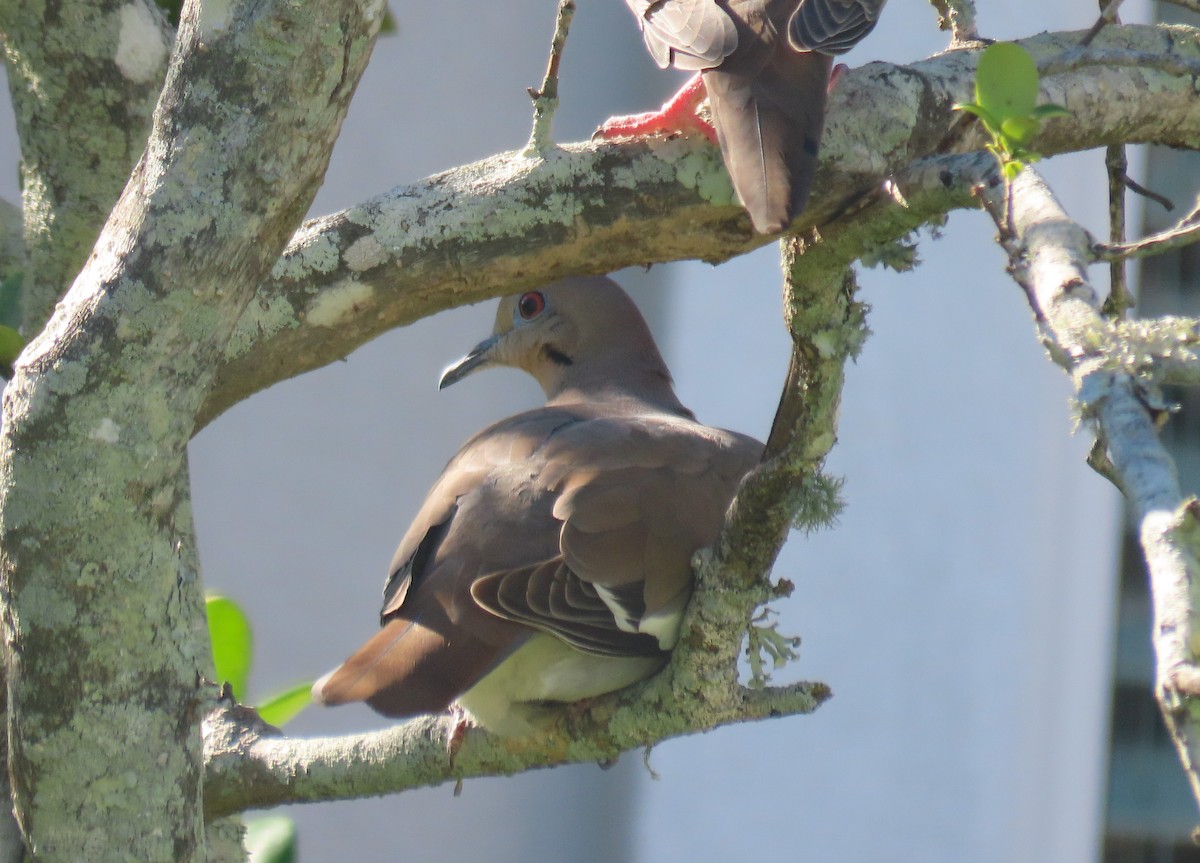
702, 49, 833, 234
617, 0, 888, 232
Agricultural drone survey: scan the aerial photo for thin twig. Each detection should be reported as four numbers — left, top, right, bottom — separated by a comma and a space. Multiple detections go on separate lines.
1104, 144, 1132, 316
1094, 195, 1200, 262
525, 0, 576, 157
928, 0, 981, 47
1123, 176, 1175, 212
1082, 0, 1124, 47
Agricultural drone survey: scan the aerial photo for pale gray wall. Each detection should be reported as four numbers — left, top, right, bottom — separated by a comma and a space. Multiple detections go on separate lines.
0, 0, 1139, 860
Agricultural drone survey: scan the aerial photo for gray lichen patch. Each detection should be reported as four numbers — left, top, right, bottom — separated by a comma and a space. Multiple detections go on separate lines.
224, 294, 299, 360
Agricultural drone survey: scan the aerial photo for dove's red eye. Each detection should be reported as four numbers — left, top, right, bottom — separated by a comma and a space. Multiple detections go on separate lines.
518, 291, 546, 320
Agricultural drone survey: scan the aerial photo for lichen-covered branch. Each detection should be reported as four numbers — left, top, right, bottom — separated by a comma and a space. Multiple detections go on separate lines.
0, 1, 383, 860
198, 23, 1200, 429
0, 0, 171, 333
204, 660, 826, 817
978, 167, 1200, 814
0, 200, 24, 288
1108, 317, 1200, 387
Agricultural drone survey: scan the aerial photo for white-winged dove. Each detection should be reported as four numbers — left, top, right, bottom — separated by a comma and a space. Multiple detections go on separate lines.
313, 276, 762, 735
606, 0, 887, 234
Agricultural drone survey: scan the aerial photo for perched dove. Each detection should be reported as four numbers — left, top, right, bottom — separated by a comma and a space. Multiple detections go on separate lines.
602, 0, 887, 234
313, 276, 762, 736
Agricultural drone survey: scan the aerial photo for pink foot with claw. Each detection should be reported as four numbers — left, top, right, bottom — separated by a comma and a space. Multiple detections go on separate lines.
828, 63, 851, 94
595, 73, 718, 145
446, 704, 471, 765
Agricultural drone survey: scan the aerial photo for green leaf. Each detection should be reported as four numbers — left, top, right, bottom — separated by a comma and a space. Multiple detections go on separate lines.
0, 271, 23, 331
0, 325, 24, 380
952, 101, 1000, 135
256, 682, 314, 728
1000, 115, 1040, 147
206, 595, 253, 701
245, 816, 298, 863
1030, 103, 1071, 121
380, 7, 399, 34
975, 42, 1039, 124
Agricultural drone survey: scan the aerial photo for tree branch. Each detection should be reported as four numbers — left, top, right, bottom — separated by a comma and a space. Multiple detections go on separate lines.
1103, 144, 1131, 315
1093, 193, 1200, 262
196, 23, 1200, 429
524, 0, 576, 157
204, 669, 827, 817
0, 0, 383, 859
0, 0, 171, 333
977, 166, 1200, 815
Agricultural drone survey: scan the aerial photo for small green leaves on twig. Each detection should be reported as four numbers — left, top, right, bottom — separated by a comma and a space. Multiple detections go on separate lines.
954, 43, 1070, 181
0, 270, 25, 379
207, 595, 311, 861
207, 596, 254, 703
257, 683, 318, 728
245, 815, 299, 863
0, 326, 24, 381
206, 594, 313, 727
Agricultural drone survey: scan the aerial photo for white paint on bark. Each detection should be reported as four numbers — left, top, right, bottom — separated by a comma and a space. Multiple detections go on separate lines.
115, 4, 169, 84
305, 281, 375, 327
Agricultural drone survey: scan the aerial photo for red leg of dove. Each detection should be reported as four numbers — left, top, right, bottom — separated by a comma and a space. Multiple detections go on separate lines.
595, 73, 718, 145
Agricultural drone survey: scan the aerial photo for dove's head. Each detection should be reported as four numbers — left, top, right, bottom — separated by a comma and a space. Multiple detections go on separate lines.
439, 276, 684, 410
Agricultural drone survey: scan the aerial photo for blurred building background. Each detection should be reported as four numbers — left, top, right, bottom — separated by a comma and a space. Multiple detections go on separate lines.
1101, 4, 1200, 861
4, 0, 1196, 860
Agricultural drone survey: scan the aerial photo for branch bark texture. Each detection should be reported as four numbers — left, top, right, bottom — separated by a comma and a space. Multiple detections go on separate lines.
0, 0, 171, 332
0, 1, 383, 859
198, 23, 1200, 428
0, 6, 1195, 851
981, 167, 1200, 815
